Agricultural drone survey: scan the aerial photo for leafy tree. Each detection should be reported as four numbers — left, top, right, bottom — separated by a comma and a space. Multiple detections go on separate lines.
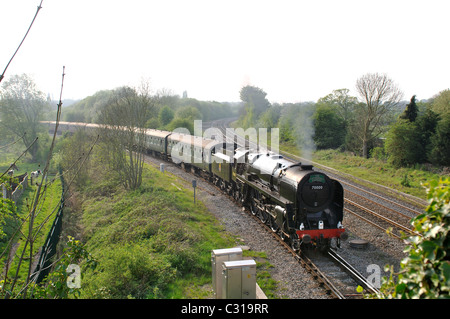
355, 73, 403, 158
373, 177, 450, 299
400, 95, 419, 122
166, 118, 194, 134
317, 88, 357, 129
430, 113, 450, 166
278, 115, 294, 143
385, 119, 423, 167
98, 84, 155, 190
258, 104, 281, 129
61, 90, 114, 123
158, 105, 174, 126
417, 106, 439, 161
0, 74, 50, 161
431, 89, 450, 116
175, 106, 202, 121
238, 85, 271, 128
313, 104, 346, 149
30, 236, 97, 299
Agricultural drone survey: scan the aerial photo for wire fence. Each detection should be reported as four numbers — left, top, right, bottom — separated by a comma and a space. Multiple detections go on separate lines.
31, 169, 65, 284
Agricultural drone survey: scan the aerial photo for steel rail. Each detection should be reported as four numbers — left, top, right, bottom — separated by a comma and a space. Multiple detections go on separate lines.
344, 207, 403, 240
345, 198, 419, 237
337, 178, 423, 216
345, 188, 416, 222
327, 249, 380, 296
247, 210, 346, 299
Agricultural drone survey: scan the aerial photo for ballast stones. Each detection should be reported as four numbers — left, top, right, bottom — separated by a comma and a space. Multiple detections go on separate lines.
349, 239, 369, 249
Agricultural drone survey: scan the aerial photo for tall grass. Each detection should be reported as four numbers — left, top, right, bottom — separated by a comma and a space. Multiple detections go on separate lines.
313, 149, 442, 200
77, 163, 237, 298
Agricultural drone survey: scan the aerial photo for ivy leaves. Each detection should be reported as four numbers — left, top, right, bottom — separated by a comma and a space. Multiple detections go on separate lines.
375, 177, 449, 299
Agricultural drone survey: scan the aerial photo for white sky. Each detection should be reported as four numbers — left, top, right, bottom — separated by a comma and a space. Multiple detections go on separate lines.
1, 0, 449, 103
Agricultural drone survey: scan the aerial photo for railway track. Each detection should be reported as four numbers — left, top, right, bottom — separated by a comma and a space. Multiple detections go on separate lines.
245, 205, 380, 299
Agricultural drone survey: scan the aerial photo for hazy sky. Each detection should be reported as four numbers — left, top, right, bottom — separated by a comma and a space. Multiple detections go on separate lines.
1, 0, 449, 103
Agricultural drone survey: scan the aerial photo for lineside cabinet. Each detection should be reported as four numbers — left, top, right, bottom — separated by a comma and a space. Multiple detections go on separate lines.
221, 259, 256, 299
211, 248, 243, 299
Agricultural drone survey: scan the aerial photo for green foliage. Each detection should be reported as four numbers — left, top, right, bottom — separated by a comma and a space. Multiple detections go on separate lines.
373, 177, 450, 299
0, 197, 16, 240
258, 105, 281, 129
400, 174, 411, 187
0, 74, 50, 162
370, 146, 387, 161
399, 95, 418, 122
175, 106, 202, 121
84, 243, 175, 299
313, 104, 346, 149
67, 153, 236, 298
61, 90, 114, 123
278, 115, 295, 143
431, 89, 450, 117
158, 105, 174, 126
416, 106, 439, 159
430, 113, 450, 166
166, 118, 194, 134
31, 236, 98, 299
385, 119, 424, 167
238, 85, 271, 128
61, 89, 236, 129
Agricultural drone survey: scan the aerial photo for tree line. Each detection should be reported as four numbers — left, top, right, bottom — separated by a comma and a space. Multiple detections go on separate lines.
1, 72, 449, 174
61, 87, 239, 134
237, 73, 450, 168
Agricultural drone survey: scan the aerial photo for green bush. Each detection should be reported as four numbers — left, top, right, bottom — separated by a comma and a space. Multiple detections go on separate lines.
82, 243, 176, 299
385, 119, 424, 168
430, 113, 450, 166
374, 177, 450, 298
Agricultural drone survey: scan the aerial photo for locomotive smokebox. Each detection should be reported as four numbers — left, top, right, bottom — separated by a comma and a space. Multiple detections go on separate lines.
297, 172, 333, 213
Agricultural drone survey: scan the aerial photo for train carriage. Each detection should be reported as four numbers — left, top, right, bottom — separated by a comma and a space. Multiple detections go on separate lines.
144, 129, 171, 156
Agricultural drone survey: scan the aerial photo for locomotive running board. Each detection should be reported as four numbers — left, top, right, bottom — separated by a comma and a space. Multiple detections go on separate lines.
236, 175, 289, 207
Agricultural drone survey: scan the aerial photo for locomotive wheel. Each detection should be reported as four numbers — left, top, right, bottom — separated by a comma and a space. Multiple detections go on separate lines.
233, 189, 240, 202
291, 233, 300, 252
269, 216, 279, 232
279, 221, 289, 241
250, 190, 258, 216
259, 209, 269, 224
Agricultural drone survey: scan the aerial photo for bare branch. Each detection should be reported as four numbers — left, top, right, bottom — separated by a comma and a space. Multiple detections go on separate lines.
0, 1, 44, 84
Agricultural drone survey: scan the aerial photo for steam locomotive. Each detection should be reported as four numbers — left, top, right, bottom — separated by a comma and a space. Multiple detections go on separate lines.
43, 121, 347, 250
232, 147, 347, 250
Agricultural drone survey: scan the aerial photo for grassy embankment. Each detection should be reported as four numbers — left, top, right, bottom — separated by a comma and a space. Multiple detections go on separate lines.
307, 148, 440, 201
312, 149, 443, 199
73, 162, 277, 298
